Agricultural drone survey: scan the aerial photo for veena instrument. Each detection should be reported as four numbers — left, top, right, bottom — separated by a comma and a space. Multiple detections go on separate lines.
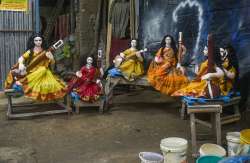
113, 48, 148, 68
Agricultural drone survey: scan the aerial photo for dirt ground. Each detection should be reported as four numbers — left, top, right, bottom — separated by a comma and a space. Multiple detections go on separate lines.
0, 89, 249, 163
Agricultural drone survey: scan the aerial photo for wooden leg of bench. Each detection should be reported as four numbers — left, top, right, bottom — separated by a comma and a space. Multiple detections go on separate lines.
75, 101, 80, 114
6, 95, 13, 119
66, 95, 72, 116
110, 89, 114, 104
105, 87, 114, 112
190, 113, 197, 156
215, 112, 221, 145
99, 98, 105, 114
181, 101, 187, 120
110, 78, 121, 91
103, 95, 109, 112
104, 76, 111, 95
104, 76, 111, 111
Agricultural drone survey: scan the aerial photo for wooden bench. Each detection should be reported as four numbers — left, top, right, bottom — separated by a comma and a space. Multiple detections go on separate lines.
4, 89, 71, 119
66, 94, 106, 114
184, 96, 241, 157
188, 104, 222, 157
181, 96, 241, 123
62, 70, 107, 114
104, 75, 149, 110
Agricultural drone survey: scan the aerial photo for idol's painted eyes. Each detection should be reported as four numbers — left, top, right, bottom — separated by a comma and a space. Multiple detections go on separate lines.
34, 39, 42, 42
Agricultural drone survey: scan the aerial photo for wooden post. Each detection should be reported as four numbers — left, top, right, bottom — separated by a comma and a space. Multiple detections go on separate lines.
130, 0, 136, 39
6, 95, 13, 119
190, 113, 197, 156
75, 101, 80, 114
99, 98, 105, 113
66, 94, 72, 115
215, 112, 221, 145
105, 0, 115, 67
180, 101, 186, 120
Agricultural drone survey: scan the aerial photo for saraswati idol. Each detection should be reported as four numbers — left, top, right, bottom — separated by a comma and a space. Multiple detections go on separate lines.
5, 33, 66, 101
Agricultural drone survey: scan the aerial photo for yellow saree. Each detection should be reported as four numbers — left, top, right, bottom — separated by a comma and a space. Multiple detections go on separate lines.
5, 50, 66, 101
172, 59, 235, 97
172, 60, 210, 97
119, 48, 144, 81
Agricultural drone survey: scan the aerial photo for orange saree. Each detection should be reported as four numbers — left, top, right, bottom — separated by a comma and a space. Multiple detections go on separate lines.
172, 60, 223, 97
147, 47, 189, 95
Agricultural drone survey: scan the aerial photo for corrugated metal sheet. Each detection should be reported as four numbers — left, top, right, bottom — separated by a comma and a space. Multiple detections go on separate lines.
0, 10, 33, 89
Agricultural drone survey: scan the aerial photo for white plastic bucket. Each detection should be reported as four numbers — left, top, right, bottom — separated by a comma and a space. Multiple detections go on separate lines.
139, 152, 164, 163
160, 137, 188, 163
199, 143, 226, 157
226, 132, 241, 156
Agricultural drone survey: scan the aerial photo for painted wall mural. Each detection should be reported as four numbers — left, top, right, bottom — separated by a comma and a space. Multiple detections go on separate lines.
139, 0, 250, 76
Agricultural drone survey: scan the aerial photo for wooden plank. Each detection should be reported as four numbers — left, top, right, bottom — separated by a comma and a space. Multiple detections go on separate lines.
188, 107, 221, 114
221, 114, 241, 125
110, 76, 149, 86
187, 104, 222, 109
221, 114, 241, 121
75, 101, 101, 107
221, 101, 241, 107
221, 117, 241, 125
7, 109, 69, 119
11, 102, 57, 108
195, 119, 212, 128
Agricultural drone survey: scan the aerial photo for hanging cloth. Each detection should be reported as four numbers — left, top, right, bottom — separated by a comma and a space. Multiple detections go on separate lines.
109, 0, 130, 38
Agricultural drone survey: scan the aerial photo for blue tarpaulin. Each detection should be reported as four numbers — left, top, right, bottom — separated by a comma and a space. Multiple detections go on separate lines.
182, 92, 240, 106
